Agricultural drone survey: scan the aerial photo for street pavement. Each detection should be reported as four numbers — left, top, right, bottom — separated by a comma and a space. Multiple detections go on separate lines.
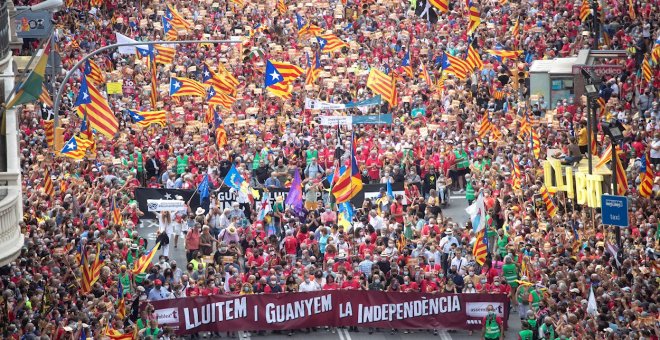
136, 194, 522, 339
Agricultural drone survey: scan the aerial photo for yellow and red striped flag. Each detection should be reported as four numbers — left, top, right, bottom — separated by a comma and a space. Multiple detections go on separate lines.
466, 43, 483, 71
43, 119, 54, 147
429, 0, 449, 12
162, 17, 178, 41
298, 24, 323, 39
420, 63, 432, 86
628, 0, 636, 19
127, 110, 167, 127
443, 53, 472, 79
316, 34, 348, 53
639, 151, 655, 198
116, 281, 126, 320
591, 132, 598, 156
154, 45, 176, 65
530, 129, 541, 159
367, 68, 398, 107
478, 114, 492, 138
264, 60, 304, 99
131, 242, 161, 275
206, 86, 236, 110
90, 0, 102, 7
169, 77, 206, 97
467, 2, 481, 36
111, 196, 122, 225
60, 135, 95, 160
486, 49, 523, 60
642, 55, 652, 83
539, 186, 557, 217
80, 244, 102, 294
166, 5, 193, 30
512, 161, 522, 191
74, 76, 118, 138
305, 52, 321, 86
43, 168, 54, 196
229, 0, 244, 7
217, 62, 239, 87
491, 125, 503, 141
579, 0, 591, 22
512, 18, 520, 39
401, 51, 413, 78
472, 228, 488, 265
83, 59, 105, 85
613, 145, 628, 196
277, 0, 287, 15
39, 84, 53, 107
202, 63, 236, 95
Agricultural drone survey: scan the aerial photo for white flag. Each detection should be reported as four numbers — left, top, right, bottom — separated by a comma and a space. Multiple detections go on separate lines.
587, 286, 598, 316
465, 192, 486, 232
115, 32, 147, 54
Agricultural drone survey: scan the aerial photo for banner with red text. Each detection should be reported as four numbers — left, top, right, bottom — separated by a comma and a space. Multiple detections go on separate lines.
149, 291, 509, 334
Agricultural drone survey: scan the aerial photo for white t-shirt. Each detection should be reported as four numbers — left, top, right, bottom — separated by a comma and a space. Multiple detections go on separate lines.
651, 139, 660, 159
299, 280, 321, 292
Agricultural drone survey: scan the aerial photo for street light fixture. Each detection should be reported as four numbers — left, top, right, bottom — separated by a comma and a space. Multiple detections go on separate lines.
581, 68, 601, 174
602, 119, 626, 270
11, 0, 63, 17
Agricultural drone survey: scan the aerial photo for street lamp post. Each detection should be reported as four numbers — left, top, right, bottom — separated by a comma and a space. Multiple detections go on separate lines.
52, 39, 241, 128
602, 120, 626, 272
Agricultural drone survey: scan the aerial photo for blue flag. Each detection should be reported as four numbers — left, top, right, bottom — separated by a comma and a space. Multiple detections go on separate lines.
199, 174, 210, 205
223, 165, 245, 190
386, 180, 394, 199
284, 169, 303, 214
338, 202, 353, 221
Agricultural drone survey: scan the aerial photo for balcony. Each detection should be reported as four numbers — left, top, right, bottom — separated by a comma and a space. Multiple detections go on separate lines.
0, 1, 9, 64
0, 172, 23, 267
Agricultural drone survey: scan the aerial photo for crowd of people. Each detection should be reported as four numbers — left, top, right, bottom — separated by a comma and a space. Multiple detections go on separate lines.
3, 0, 660, 339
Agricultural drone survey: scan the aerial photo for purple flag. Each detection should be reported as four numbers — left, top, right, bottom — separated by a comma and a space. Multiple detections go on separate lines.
285, 169, 304, 215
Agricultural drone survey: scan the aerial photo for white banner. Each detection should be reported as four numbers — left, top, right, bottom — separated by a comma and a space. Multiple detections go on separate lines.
319, 116, 352, 126
305, 98, 346, 110
147, 199, 187, 212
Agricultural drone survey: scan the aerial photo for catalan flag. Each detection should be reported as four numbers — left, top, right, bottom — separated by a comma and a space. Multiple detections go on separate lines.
491, 125, 503, 141
149, 61, 158, 109
169, 77, 206, 97
466, 38, 483, 70
206, 86, 236, 110
627, 0, 636, 19
591, 131, 598, 156
132, 242, 160, 275
420, 63, 432, 86
652, 37, 660, 65
639, 151, 654, 198
642, 55, 652, 83
111, 196, 122, 225
60, 135, 94, 159
305, 51, 321, 86
519, 113, 531, 138
80, 244, 102, 294
74, 76, 118, 138
400, 51, 414, 78
104, 326, 133, 340
472, 228, 488, 265
127, 109, 167, 127
478, 114, 492, 138
166, 5, 193, 30
467, 2, 481, 36
90, 0, 102, 7
440, 52, 471, 79
277, 0, 287, 15
202, 63, 236, 95
579, 0, 591, 22
530, 129, 541, 159
116, 279, 126, 320
154, 44, 176, 65
539, 186, 557, 217
512, 159, 522, 191
486, 49, 523, 60
43, 168, 54, 196
43, 119, 54, 148
38, 84, 53, 107
229, 0, 244, 7
429, 0, 448, 13
296, 14, 323, 38
367, 68, 397, 107
217, 62, 239, 87
162, 16, 178, 41
264, 60, 303, 99
316, 34, 348, 53
512, 18, 520, 41
216, 125, 228, 148
83, 59, 105, 85
594, 144, 625, 169
613, 144, 628, 196
331, 132, 363, 203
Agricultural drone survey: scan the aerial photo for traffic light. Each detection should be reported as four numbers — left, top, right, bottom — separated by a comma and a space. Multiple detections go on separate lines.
516, 62, 529, 97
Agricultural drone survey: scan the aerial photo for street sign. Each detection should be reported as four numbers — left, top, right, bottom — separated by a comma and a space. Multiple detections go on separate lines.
13, 8, 53, 39
601, 195, 629, 227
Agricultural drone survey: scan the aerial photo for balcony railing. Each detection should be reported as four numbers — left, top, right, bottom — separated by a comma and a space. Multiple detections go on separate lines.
0, 1, 9, 62
0, 172, 23, 267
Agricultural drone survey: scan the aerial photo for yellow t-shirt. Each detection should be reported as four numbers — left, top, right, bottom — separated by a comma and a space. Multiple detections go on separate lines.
577, 128, 588, 146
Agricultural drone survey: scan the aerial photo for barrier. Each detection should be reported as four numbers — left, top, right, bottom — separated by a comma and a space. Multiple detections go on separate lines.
149, 291, 509, 334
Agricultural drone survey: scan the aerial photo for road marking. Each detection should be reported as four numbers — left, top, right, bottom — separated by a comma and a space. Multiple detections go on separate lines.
337, 328, 345, 340
238, 330, 251, 340
450, 195, 465, 199
147, 232, 158, 240
438, 329, 452, 340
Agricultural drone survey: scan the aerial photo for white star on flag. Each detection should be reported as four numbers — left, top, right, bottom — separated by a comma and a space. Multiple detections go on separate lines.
173, 81, 181, 89
204, 70, 210, 77
270, 71, 280, 81
66, 142, 76, 150
164, 193, 172, 199
82, 91, 89, 100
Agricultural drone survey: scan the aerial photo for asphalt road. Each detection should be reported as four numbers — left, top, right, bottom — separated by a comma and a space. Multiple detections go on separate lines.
137, 194, 522, 339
